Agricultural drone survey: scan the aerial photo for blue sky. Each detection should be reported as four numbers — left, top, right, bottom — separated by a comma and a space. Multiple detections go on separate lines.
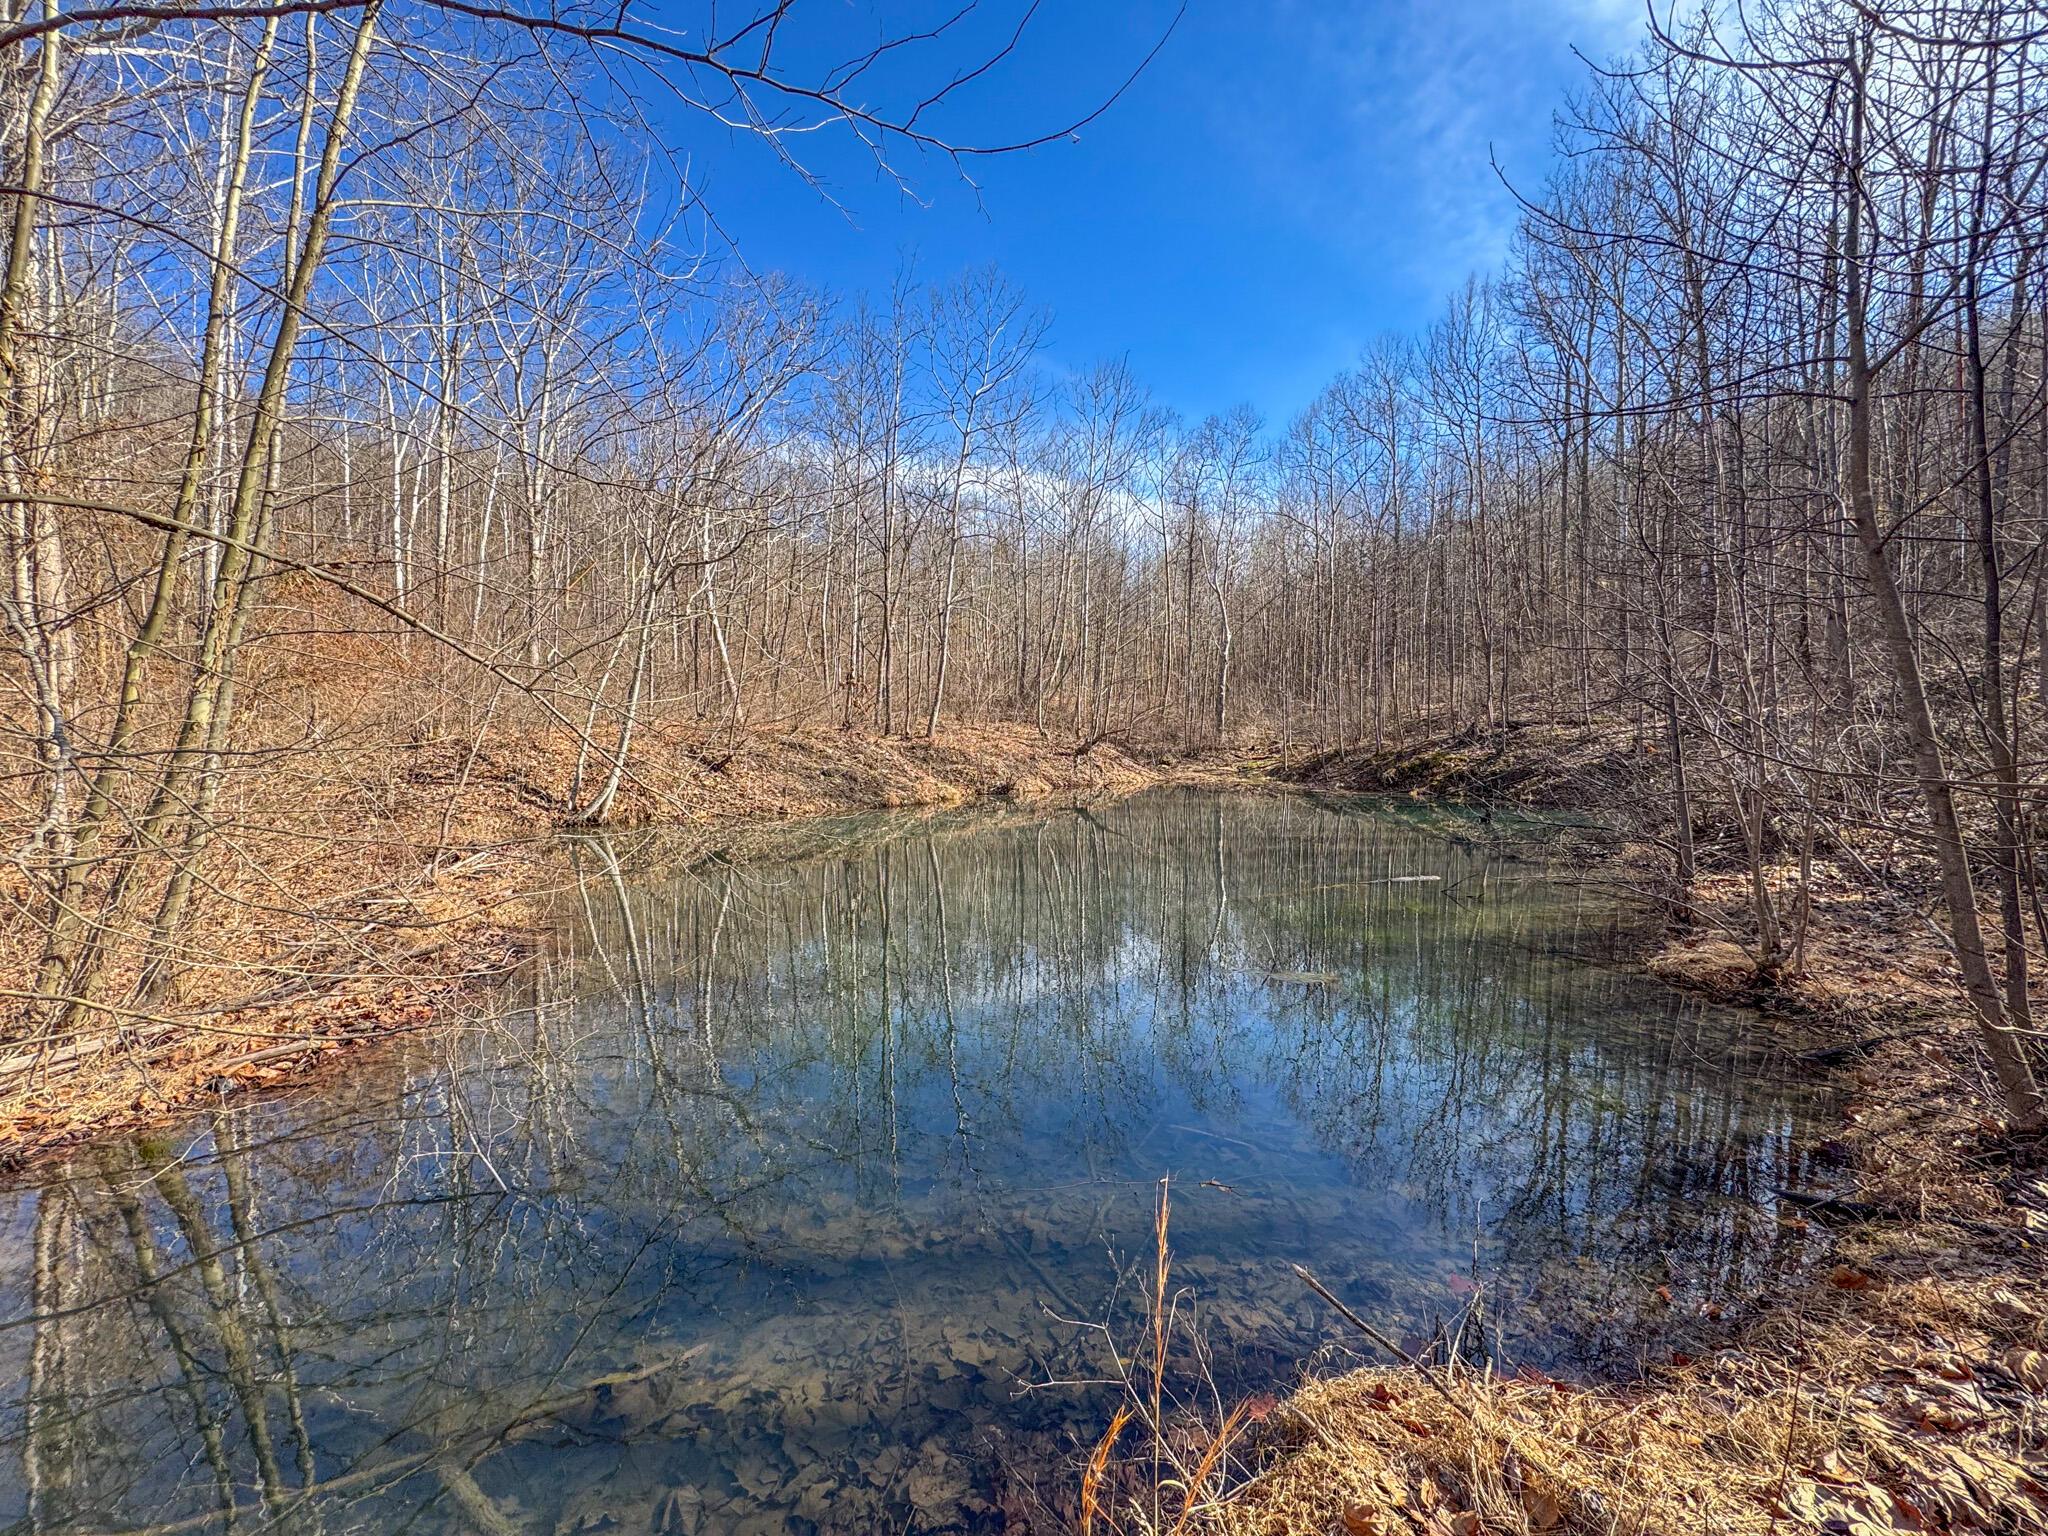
673, 0, 1647, 422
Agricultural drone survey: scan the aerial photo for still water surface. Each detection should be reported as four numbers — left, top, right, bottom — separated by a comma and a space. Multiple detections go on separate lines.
0, 791, 1824, 1534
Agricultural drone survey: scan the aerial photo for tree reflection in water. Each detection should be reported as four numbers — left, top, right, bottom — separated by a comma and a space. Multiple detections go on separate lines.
0, 791, 1825, 1534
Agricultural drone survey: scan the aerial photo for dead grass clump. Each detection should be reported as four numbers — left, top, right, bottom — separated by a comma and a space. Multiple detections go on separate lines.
1217, 1258, 2047, 1535
1647, 936, 1760, 992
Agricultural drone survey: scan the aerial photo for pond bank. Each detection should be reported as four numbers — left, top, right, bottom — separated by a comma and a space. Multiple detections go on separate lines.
13, 723, 1645, 1172
6, 719, 2042, 1536
1184, 728, 2048, 1536
1189, 999, 2046, 1536
0, 721, 1235, 1165
0, 774, 1827, 1536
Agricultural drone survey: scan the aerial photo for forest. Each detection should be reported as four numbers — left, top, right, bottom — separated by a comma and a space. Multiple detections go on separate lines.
7, 0, 2041, 1117
5, 0, 2048, 1531
0, 3, 2031, 1122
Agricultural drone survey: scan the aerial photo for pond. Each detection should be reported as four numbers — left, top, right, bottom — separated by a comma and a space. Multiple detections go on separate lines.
0, 790, 1827, 1534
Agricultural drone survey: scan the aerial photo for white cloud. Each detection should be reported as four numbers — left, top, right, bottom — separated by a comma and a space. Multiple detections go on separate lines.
1288, 0, 1653, 292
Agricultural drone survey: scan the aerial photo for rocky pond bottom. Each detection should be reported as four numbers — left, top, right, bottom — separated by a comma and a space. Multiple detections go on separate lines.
0, 791, 1828, 1534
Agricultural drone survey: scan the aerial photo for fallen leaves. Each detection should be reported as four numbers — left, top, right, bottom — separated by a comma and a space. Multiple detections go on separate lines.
1337, 1465, 1492, 1536
1359, 1379, 1437, 1439
1928, 1353, 1973, 1383
1520, 1484, 1563, 1531
1905, 1391, 1975, 1433
1776, 1471, 1913, 1534
2001, 1347, 2048, 1392
1874, 1437, 2036, 1531
1503, 1449, 1565, 1532
1986, 1286, 2039, 1321
1810, 1449, 1857, 1485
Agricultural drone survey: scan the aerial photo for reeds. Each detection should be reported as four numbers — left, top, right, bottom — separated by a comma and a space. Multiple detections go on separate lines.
1080, 1406, 1132, 1536
1079, 1175, 1265, 1536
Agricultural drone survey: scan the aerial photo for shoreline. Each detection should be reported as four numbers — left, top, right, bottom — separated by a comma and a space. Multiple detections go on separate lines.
1200, 731, 2048, 1535
1205, 1008, 2046, 1536
0, 723, 1255, 1168
4, 721, 1622, 1170
5, 722, 2041, 1536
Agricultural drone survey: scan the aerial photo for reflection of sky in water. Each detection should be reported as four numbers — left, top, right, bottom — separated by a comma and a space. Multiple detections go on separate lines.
0, 791, 1827, 1535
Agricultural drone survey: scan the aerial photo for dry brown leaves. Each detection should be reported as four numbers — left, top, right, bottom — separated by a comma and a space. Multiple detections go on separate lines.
1221, 1299, 2048, 1536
